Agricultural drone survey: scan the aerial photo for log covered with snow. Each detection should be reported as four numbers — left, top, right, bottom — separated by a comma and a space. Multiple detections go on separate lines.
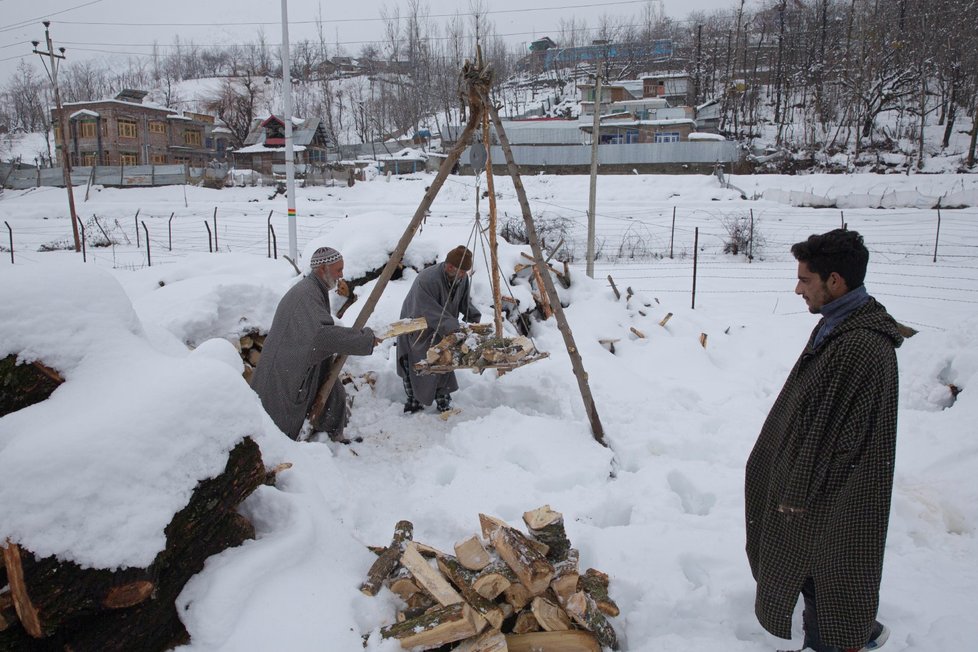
0, 437, 266, 651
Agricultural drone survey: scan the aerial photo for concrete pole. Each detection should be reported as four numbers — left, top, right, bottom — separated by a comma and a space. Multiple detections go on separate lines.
586, 72, 602, 278
280, 0, 298, 262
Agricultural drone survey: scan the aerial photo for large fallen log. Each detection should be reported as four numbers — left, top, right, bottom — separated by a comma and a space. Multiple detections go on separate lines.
0, 437, 265, 651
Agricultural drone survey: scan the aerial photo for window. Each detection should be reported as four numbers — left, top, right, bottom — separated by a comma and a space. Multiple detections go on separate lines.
79, 121, 97, 138
625, 129, 639, 144
654, 132, 681, 143
120, 152, 138, 166
82, 152, 98, 166
118, 119, 137, 138
149, 121, 167, 134
150, 153, 167, 165
183, 130, 202, 147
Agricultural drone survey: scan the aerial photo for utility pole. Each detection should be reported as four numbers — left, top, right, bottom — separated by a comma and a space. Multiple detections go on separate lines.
586, 69, 601, 279
280, 0, 298, 262
33, 22, 81, 253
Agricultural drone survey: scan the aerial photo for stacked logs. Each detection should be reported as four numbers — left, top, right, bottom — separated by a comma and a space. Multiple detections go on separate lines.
362, 506, 619, 652
235, 330, 267, 384
0, 355, 276, 651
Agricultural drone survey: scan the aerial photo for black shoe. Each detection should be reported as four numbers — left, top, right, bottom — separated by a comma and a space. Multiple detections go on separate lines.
403, 400, 423, 414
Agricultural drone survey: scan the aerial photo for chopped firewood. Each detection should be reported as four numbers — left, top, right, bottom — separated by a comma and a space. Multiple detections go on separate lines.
530, 263, 553, 319
1, 542, 40, 637
639, 309, 647, 316
389, 572, 422, 601
630, 326, 646, 339
400, 542, 464, 607
505, 630, 601, 652
512, 610, 541, 634
895, 321, 918, 338
579, 568, 620, 617
607, 275, 621, 300
247, 349, 261, 366
102, 580, 155, 609
564, 590, 620, 650
699, 332, 708, 348
523, 506, 571, 562
550, 549, 581, 601
530, 595, 572, 631
263, 462, 293, 486
360, 520, 414, 596
375, 317, 428, 341
503, 581, 533, 611
490, 526, 555, 596
452, 628, 508, 652
437, 556, 505, 629
659, 312, 673, 327
472, 564, 514, 600
416, 328, 547, 375
239, 335, 253, 350
380, 602, 486, 650
478, 514, 509, 541
413, 542, 449, 558
455, 535, 492, 571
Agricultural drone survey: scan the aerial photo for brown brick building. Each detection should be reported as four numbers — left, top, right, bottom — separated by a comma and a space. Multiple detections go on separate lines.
52, 90, 229, 167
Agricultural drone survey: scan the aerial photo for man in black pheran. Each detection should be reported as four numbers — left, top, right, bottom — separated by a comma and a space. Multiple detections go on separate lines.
746, 230, 901, 652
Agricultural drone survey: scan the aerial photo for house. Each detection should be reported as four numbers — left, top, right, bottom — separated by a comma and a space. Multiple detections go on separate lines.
580, 116, 697, 144
232, 115, 330, 175
641, 73, 690, 105
51, 89, 228, 167
375, 148, 430, 175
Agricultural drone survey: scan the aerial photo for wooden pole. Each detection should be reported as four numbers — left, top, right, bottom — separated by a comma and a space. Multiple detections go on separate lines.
482, 93, 607, 447
307, 62, 491, 428
482, 112, 504, 336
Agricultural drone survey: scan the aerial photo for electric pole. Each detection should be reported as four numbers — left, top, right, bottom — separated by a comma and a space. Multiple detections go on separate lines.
33, 22, 81, 253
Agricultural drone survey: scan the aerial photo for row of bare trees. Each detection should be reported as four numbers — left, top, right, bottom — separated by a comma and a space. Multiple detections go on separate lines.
2, 0, 976, 166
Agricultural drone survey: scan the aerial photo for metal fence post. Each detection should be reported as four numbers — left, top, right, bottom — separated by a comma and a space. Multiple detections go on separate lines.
670, 206, 676, 259
692, 227, 699, 310
267, 210, 274, 258
134, 209, 140, 248
212, 207, 218, 252
933, 206, 942, 263
143, 221, 151, 266
168, 212, 175, 251
79, 219, 87, 263
269, 223, 277, 259
205, 221, 212, 253
4, 221, 12, 263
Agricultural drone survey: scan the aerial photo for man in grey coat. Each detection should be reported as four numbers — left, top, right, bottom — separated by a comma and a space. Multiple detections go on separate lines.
251, 246, 378, 441
746, 230, 900, 652
396, 246, 482, 413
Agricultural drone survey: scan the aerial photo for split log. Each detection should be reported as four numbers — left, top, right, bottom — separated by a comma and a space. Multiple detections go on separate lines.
658, 312, 673, 327
530, 596, 572, 632
399, 543, 463, 607
550, 549, 580, 602
0, 355, 64, 418
523, 506, 571, 562
490, 526, 554, 596
478, 514, 509, 541
454, 535, 491, 571
263, 462, 293, 486
579, 568, 620, 617
472, 563, 514, 600
699, 333, 708, 348
530, 263, 553, 319
380, 602, 485, 650
388, 572, 421, 601
502, 581, 533, 611
437, 556, 505, 629
630, 326, 646, 339
359, 520, 414, 596
564, 590, 619, 650
511, 610, 541, 634
453, 629, 508, 652
607, 275, 621, 301
505, 630, 600, 652
374, 317, 428, 341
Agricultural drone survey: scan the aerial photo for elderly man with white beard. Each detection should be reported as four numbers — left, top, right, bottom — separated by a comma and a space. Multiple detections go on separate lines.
251, 246, 379, 442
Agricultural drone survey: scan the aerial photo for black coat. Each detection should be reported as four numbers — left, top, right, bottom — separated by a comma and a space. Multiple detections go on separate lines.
745, 298, 902, 647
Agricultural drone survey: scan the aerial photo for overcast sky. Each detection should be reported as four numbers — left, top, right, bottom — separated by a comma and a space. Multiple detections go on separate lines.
1, 0, 738, 85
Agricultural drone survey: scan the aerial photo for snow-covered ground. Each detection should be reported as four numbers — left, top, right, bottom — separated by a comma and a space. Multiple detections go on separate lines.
1, 171, 976, 651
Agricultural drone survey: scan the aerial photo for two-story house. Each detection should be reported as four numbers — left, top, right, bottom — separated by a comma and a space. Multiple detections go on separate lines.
51, 89, 228, 167
232, 115, 330, 176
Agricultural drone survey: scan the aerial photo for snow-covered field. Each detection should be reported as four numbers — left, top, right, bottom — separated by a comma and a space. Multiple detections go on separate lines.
1, 171, 976, 651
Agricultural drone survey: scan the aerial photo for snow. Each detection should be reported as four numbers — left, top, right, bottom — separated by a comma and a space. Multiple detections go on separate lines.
0, 170, 976, 650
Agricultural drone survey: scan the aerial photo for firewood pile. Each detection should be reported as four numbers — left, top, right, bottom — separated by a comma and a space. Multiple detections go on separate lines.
235, 330, 266, 383
0, 355, 280, 652
414, 325, 549, 376
361, 506, 620, 652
